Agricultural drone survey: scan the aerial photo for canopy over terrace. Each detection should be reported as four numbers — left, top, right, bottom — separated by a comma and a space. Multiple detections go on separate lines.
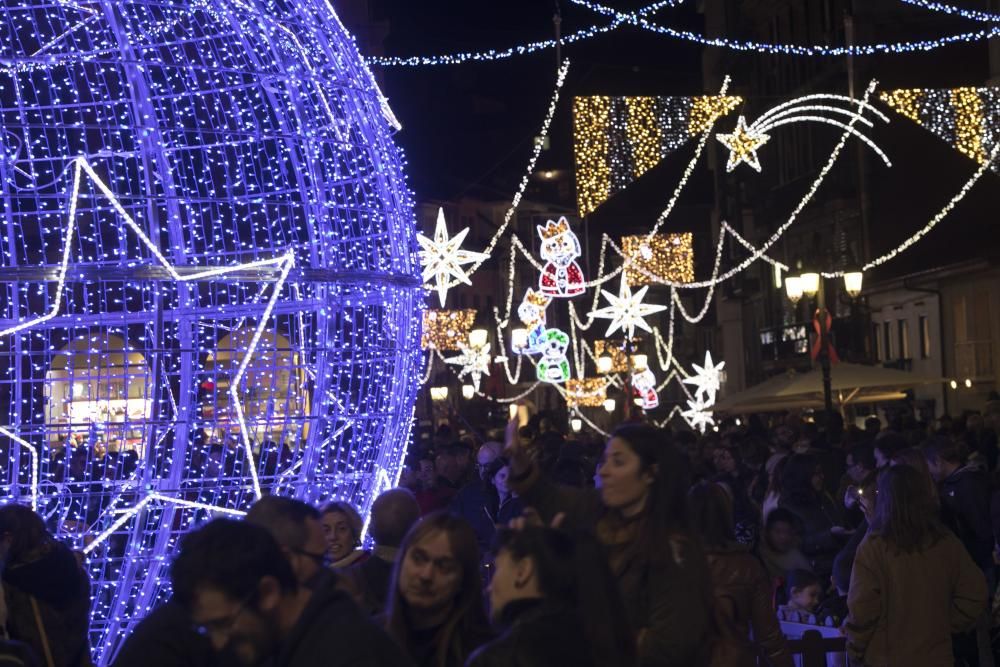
712, 363, 947, 415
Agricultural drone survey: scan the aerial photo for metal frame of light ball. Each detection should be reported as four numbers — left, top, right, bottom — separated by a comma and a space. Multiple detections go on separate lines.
0, 0, 422, 663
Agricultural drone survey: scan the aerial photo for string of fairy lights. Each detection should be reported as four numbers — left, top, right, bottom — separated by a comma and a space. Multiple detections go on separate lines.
367, 0, 1000, 68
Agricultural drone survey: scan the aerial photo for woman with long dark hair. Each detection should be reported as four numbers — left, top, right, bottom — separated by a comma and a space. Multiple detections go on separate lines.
384, 512, 492, 667
687, 482, 792, 667
845, 466, 987, 666
467, 526, 635, 667
506, 421, 713, 666
0, 504, 91, 667
778, 453, 845, 578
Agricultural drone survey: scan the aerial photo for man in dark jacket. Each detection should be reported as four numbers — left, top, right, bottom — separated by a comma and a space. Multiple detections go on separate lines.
170, 519, 410, 667
925, 437, 994, 571
449, 442, 502, 551
925, 437, 995, 667
112, 601, 216, 667
344, 488, 420, 616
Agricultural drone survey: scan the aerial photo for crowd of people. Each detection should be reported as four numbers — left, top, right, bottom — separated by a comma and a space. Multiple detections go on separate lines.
2, 398, 1000, 667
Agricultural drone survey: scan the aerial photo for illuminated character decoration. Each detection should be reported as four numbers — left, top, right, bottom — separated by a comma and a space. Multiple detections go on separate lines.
537, 217, 585, 298
631, 368, 659, 409
516, 288, 551, 353
536, 328, 571, 384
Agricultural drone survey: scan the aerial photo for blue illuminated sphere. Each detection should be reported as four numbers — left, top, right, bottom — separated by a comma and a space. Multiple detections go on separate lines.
0, 0, 421, 661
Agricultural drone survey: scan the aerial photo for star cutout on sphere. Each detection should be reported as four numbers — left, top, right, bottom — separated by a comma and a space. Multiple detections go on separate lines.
417, 207, 489, 307
445, 343, 491, 390
681, 396, 716, 434
716, 116, 770, 172
0, 157, 293, 515
589, 275, 667, 339
682, 350, 725, 404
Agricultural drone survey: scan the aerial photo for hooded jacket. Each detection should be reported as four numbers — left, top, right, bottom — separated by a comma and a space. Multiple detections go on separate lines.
2, 542, 91, 667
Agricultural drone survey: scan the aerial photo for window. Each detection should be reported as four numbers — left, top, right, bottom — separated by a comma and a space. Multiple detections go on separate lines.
919, 315, 931, 359
873, 323, 883, 361
883, 321, 893, 360
898, 320, 910, 360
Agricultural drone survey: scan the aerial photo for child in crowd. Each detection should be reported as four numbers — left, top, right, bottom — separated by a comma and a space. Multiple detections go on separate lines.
756, 508, 813, 580
778, 569, 822, 617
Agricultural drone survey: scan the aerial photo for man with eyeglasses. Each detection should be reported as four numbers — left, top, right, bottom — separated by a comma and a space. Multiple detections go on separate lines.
245, 496, 332, 589
170, 519, 410, 667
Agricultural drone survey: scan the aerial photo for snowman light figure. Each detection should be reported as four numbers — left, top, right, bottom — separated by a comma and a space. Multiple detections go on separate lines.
536, 328, 571, 383
537, 217, 585, 298
631, 368, 659, 409
516, 288, 551, 353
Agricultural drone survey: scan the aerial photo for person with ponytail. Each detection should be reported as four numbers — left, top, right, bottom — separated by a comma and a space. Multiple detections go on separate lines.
505, 421, 712, 666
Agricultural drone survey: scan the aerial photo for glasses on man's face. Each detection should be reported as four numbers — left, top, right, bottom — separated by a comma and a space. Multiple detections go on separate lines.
194, 591, 255, 640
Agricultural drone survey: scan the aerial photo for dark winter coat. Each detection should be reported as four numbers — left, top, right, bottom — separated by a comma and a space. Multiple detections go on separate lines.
2, 542, 91, 667
111, 601, 213, 667
274, 575, 411, 667
464, 599, 597, 667
938, 463, 993, 571
343, 551, 395, 616
510, 467, 712, 667
703, 545, 793, 667
449, 481, 499, 551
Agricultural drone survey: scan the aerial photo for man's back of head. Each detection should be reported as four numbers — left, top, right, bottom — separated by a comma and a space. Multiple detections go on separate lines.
246, 496, 329, 586
369, 488, 420, 549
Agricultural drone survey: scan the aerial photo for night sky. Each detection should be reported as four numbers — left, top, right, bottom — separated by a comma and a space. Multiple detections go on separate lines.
374, 0, 706, 203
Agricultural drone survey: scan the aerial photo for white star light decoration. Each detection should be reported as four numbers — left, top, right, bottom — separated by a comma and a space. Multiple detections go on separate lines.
681, 351, 725, 433
716, 115, 770, 172
682, 350, 725, 404
715, 95, 891, 174
446, 342, 491, 390
681, 396, 716, 434
417, 207, 489, 307
0, 157, 293, 515
589, 275, 667, 338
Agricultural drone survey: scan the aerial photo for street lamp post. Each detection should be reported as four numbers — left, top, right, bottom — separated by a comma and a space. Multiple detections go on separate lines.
786, 270, 864, 421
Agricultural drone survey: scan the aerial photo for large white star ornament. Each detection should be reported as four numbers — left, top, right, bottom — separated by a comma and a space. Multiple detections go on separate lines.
683, 350, 726, 404
417, 207, 489, 307
716, 116, 770, 172
0, 157, 292, 514
589, 275, 667, 339
446, 343, 491, 390
681, 396, 716, 434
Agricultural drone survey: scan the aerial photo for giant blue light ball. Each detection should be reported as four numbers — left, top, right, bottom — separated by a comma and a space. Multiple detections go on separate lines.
0, 0, 421, 661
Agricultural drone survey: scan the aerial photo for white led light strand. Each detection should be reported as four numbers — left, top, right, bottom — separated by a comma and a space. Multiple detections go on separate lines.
366, 2, 679, 67
572, 0, 1000, 56
438, 59, 571, 291
898, 0, 1000, 22
823, 141, 1000, 277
